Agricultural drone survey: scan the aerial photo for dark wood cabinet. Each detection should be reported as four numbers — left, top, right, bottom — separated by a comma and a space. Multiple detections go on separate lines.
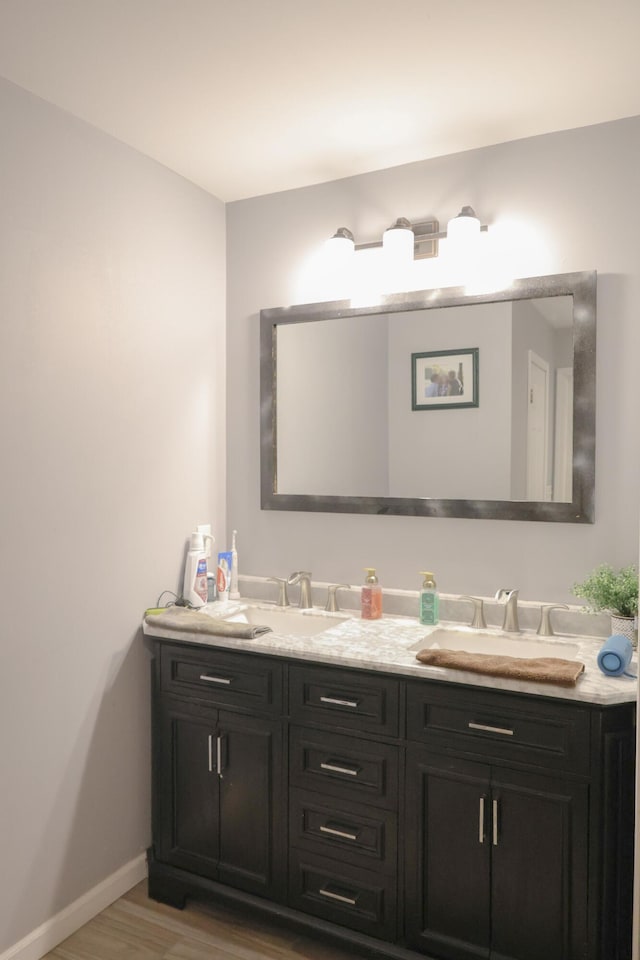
156, 701, 221, 878
152, 648, 285, 904
148, 638, 635, 960
287, 668, 402, 940
489, 766, 588, 960
405, 748, 589, 960
405, 752, 491, 960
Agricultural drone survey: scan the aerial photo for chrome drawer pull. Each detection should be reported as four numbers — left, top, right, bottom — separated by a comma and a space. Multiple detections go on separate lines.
216, 735, 222, 776
208, 734, 213, 773
319, 696, 359, 708
320, 762, 359, 777
468, 721, 514, 737
320, 824, 358, 841
319, 886, 358, 906
478, 796, 485, 844
493, 799, 499, 846
199, 674, 232, 685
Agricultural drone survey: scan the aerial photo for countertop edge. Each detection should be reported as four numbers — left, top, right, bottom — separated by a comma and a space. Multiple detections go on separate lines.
142, 614, 637, 707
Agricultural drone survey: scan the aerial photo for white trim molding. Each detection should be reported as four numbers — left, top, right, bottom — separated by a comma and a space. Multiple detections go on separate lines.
0, 854, 148, 960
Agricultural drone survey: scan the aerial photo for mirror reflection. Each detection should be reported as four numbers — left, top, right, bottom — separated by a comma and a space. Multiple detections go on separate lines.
277, 296, 573, 502
261, 272, 596, 523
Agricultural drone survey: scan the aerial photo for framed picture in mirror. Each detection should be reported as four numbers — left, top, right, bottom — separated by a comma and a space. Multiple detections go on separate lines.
411, 347, 479, 410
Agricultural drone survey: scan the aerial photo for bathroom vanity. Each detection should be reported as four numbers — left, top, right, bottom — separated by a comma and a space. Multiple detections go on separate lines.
144, 611, 635, 960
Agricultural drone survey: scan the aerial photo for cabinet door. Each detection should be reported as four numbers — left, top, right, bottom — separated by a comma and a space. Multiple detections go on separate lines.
405, 746, 491, 960
490, 768, 588, 960
217, 710, 285, 900
156, 700, 220, 880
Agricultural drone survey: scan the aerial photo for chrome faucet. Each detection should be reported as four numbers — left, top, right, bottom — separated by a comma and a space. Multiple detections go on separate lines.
495, 588, 520, 632
288, 571, 313, 609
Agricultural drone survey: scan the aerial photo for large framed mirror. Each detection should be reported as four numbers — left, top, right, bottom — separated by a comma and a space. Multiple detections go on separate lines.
260, 271, 596, 522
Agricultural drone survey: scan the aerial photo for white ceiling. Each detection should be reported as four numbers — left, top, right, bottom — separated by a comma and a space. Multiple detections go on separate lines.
0, 0, 638, 202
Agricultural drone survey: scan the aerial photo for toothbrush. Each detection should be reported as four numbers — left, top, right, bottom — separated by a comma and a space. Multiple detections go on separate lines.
230, 529, 240, 599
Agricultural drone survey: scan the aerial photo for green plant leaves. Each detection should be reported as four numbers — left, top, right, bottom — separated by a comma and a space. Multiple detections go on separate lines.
572, 564, 639, 618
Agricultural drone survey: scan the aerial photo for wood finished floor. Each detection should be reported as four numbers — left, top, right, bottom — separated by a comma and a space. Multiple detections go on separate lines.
43, 881, 356, 960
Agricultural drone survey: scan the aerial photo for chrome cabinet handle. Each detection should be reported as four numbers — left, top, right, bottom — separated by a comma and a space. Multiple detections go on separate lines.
207, 733, 226, 775
319, 696, 359, 708
478, 796, 486, 844
468, 721, 514, 737
199, 674, 232, 685
320, 824, 359, 841
493, 799, 499, 846
318, 886, 358, 906
320, 762, 359, 777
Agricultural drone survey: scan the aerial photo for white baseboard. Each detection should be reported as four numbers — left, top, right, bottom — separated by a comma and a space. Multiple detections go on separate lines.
0, 853, 148, 960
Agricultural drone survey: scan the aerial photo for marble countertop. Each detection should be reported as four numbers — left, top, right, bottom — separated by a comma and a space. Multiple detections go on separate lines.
142, 600, 638, 706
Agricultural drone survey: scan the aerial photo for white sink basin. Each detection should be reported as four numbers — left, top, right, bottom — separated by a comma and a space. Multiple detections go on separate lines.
225, 607, 349, 638
409, 627, 580, 660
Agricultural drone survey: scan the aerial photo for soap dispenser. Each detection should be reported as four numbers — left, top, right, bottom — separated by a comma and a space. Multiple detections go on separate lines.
361, 568, 383, 620
419, 571, 439, 625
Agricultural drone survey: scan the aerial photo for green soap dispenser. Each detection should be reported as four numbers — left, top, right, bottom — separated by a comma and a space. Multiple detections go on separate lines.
419, 571, 439, 625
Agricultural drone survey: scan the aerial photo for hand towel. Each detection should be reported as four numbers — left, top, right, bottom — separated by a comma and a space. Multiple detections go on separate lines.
145, 607, 272, 639
415, 648, 585, 687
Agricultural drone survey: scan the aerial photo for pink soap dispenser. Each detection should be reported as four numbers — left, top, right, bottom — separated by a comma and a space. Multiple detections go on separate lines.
361, 568, 383, 620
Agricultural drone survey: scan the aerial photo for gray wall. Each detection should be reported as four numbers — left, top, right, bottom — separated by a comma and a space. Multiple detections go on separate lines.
277, 314, 388, 495
226, 116, 640, 604
0, 78, 226, 951
387, 303, 512, 500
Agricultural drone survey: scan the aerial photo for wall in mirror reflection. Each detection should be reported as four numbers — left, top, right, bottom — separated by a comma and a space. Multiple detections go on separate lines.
276, 296, 573, 502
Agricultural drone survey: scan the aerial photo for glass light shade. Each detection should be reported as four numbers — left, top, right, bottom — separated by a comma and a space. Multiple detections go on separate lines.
326, 227, 355, 262
382, 217, 414, 261
447, 206, 481, 244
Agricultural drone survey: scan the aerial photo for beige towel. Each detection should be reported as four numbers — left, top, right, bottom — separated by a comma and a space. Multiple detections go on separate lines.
415, 648, 585, 687
145, 607, 272, 639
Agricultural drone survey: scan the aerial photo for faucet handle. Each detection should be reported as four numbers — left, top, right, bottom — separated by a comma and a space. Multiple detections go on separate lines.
537, 603, 569, 637
325, 583, 351, 613
460, 596, 487, 630
267, 577, 290, 607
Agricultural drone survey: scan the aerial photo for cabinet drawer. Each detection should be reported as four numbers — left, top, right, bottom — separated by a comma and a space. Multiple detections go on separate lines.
289, 850, 396, 941
290, 789, 397, 874
290, 726, 399, 809
159, 644, 283, 715
406, 681, 591, 775
289, 664, 400, 737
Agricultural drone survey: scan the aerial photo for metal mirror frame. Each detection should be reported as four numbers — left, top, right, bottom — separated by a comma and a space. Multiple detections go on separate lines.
260, 270, 596, 522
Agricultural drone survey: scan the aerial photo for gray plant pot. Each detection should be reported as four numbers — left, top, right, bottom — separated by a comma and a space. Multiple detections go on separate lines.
610, 614, 638, 648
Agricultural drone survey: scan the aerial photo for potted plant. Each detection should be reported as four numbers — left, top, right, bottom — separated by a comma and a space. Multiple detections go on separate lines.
572, 564, 639, 646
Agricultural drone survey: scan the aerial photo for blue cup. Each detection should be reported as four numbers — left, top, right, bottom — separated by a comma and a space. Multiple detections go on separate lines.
597, 634, 634, 677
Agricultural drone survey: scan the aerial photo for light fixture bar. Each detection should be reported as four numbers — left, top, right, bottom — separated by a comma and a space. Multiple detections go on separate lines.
354, 219, 441, 259
333, 207, 488, 261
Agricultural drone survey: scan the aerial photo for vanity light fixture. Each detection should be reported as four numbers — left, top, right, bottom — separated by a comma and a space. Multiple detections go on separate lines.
326, 226, 355, 256
382, 217, 415, 261
447, 205, 481, 244
327, 206, 488, 261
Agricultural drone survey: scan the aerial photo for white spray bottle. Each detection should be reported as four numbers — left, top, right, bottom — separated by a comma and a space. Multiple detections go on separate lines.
183, 530, 214, 607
